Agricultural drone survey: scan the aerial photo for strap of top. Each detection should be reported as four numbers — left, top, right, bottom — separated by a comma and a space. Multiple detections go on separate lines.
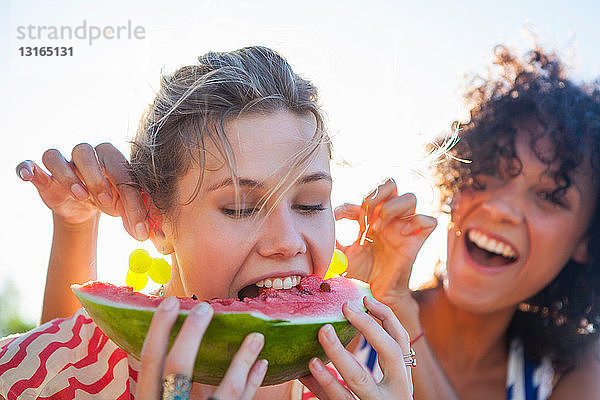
506, 339, 554, 400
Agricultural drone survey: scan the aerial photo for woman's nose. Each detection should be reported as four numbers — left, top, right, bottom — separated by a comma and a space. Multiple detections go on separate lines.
481, 190, 524, 224
256, 206, 306, 258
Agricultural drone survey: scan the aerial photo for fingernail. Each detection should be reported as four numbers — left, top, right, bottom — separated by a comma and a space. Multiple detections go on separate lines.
249, 332, 265, 352
71, 184, 88, 200
257, 359, 268, 375
192, 302, 210, 316
159, 296, 178, 310
98, 192, 112, 207
135, 222, 148, 241
310, 357, 324, 372
322, 324, 336, 343
18, 168, 32, 181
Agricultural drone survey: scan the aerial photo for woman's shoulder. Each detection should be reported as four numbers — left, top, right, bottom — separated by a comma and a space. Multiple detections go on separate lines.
548, 340, 600, 399
0, 308, 131, 399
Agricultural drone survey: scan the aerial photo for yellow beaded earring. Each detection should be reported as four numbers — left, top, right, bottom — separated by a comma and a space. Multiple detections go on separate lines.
323, 249, 348, 280
126, 249, 173, 291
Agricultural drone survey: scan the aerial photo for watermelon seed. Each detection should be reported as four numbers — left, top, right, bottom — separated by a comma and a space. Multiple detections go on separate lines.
300, 288, 312, 295
191, 294, 198, 300
320, 282, 331, 292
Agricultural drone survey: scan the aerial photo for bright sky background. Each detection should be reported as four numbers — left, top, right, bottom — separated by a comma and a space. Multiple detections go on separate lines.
1, 0, 599, 323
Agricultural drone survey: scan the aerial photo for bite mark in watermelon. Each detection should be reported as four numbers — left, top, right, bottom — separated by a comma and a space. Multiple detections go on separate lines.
71, 275, 372, 386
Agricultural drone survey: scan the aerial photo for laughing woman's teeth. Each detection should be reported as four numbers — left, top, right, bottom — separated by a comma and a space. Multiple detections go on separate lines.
468, 229, 517, 259
264, 279, 272, 288
256, 280, 264, 287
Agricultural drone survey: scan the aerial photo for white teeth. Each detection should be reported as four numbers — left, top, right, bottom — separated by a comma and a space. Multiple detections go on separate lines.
503, 246, 515, 258
468, 229, 517, 259
254, 275, 301, 290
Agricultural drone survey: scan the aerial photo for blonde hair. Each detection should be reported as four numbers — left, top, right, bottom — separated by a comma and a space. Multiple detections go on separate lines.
130, 46, 329, 219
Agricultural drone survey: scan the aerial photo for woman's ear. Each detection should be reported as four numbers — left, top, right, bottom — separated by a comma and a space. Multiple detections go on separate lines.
149, 225, 174, 255
572, 235, 589, 264
143, 192, 174, 255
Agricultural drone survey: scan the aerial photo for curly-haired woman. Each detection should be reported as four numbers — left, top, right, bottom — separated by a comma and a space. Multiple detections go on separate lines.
341, 45, 600, 399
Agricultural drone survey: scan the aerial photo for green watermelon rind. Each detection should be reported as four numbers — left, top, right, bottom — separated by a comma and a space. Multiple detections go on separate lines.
73, 280, 371, 386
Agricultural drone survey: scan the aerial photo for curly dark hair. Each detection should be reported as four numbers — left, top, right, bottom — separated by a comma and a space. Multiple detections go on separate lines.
432, 45, 600, 369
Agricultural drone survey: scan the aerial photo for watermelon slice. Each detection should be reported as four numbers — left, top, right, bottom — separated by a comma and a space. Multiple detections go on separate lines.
71, 275, 371, 386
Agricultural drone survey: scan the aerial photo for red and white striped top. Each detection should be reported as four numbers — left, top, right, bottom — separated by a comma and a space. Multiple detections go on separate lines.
0, 309, 138, 399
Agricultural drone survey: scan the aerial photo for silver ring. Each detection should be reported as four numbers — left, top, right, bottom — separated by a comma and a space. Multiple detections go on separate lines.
403, 347, 416, 367
162, 373, 192, 400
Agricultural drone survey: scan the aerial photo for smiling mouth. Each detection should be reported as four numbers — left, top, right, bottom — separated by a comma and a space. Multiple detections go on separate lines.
237, 275, 303, 300
465, 229, 519, 267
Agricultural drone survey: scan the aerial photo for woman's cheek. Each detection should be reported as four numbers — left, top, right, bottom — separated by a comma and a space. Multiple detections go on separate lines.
316, 213, 336, 276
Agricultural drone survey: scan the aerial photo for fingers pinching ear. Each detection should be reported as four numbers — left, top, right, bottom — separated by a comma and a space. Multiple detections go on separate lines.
95, 143, 148, 241
362, 178, 398, 224
70, 143, 117, 214
41, 149, 89, 200
372, 192, 417, 232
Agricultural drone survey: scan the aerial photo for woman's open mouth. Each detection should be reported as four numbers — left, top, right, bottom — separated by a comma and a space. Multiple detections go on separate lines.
465, 229, 519, 267
237, 275, 303, 300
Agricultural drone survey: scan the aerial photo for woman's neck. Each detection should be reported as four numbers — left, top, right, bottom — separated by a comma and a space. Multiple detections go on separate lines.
420, 287, 516, 373
164, 256, 186, 296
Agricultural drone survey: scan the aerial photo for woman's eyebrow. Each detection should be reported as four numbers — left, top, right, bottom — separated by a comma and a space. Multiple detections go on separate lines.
297, 171, 332, 185
206, 171, 331, 192
206, 178, 263, 192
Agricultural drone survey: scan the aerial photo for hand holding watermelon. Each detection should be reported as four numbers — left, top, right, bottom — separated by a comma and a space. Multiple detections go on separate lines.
135, 297, 267, 400
300, 296, 413, 399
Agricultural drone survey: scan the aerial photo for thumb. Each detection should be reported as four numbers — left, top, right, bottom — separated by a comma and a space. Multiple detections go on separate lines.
16, 160, 69, 208
16, 160, 53, 191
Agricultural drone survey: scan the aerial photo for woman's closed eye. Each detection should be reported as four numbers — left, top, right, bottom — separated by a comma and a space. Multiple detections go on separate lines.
222, 203, 326, 218
222, 206, 258, 218
293, 203, 326, 214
